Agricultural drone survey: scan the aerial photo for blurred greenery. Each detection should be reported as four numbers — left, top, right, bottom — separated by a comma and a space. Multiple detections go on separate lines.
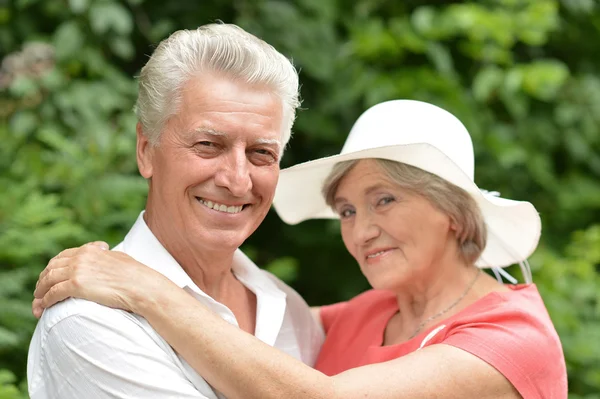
0, 0, 599, 397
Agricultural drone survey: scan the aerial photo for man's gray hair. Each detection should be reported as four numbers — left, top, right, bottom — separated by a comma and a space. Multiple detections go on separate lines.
322, 159, 488, 265
135, 23, 300, 152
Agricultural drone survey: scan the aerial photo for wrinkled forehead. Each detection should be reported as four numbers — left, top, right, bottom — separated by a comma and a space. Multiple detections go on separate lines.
165, 74, 284, 146
328, 159, 393, 200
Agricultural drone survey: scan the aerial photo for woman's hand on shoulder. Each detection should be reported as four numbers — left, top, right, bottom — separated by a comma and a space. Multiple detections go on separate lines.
32, 242, 171, 318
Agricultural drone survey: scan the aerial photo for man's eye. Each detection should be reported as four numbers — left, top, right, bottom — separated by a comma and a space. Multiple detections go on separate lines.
254, 149, 276, 159
197, 141, 215, 147
250, 149, 278, 164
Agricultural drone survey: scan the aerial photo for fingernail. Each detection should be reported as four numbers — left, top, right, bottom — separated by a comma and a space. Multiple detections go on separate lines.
90, 241, 109, 250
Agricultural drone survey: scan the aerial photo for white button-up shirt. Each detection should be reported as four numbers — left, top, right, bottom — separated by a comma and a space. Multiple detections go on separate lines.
27, 213, 324, 398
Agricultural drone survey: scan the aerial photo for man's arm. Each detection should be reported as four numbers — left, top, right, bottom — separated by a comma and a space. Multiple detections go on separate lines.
28, 301, 216, 399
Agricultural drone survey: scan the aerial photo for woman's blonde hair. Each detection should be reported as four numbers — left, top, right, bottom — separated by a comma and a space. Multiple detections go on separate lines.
322, 159, 487, 264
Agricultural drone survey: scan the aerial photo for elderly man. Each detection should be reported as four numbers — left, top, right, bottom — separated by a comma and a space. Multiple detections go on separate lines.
27, 24, 323, 398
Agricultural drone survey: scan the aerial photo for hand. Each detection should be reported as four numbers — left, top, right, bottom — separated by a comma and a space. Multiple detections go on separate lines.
33, 241, 171, 318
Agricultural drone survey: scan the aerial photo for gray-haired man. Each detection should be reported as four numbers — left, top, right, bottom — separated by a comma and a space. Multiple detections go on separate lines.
27, 24, 323, 398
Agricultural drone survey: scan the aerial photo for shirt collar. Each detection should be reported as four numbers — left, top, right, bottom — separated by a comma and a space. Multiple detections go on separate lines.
121, 212, 196, 290
119, 212, 287, 344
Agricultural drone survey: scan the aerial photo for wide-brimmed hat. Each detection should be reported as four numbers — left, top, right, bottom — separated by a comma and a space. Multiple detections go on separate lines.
273, 100, 541, 268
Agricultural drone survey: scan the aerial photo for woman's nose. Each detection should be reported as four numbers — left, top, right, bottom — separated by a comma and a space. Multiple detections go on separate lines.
353, 212, 380, 246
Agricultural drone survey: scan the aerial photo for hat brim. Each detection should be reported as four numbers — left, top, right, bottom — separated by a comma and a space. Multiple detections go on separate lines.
273, 143, 541, 268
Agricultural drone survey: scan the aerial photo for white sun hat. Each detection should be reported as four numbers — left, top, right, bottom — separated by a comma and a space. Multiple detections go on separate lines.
273, 99, 541, 269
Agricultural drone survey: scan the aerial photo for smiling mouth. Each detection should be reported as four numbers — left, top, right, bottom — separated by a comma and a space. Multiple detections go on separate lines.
365, 249, 394, 260
196, 197, 250, 214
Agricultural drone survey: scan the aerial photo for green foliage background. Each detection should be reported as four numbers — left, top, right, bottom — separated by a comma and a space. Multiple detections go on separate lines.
1, 0, 599, 397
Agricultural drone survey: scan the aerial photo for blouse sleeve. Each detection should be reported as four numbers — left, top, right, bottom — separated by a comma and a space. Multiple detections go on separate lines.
319, 301, 349, 334
439, 295, 567, 399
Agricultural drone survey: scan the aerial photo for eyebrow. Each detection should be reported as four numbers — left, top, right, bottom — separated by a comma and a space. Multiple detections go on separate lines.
365, 183, 390, 195
193, 127, 227, 137
333, 197, 347, 206
333, 183, 391, 205
254, 138, 281, 151
193, 127, 281, 151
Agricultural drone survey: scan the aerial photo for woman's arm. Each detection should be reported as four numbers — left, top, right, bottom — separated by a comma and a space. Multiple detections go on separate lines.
141, 288, 520, 399
35, 243, 521, 399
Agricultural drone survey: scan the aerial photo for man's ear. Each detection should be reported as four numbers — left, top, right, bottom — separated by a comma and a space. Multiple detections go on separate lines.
136, 123, 154, 179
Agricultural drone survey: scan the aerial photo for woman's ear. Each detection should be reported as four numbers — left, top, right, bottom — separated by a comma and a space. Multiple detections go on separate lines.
136, 123, 154, 179
450, 218, 465, 243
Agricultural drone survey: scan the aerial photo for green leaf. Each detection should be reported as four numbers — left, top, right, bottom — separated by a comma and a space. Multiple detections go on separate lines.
265, 257, 299, 283
9, 111, 37, 136
53, 21, 85, 60
16, 0, 39, 9
0, 8, 10, 24
0, 369, 17, 385
89, 2, 133, 36
472, 66, 504, 101
68, 0, 89, 14
0, 327, 19, 349
8, 76, 37, 98
521, 60, 570, 101
561, 0, 596, 14
411, 6, 436, 36
149, 19, 175, 42
109, 36, 135, 60
352, 19, 403, 60
425, 42, 454, 77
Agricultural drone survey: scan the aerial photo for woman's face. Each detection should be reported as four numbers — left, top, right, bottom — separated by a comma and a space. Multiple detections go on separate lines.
333, 159, 457, 291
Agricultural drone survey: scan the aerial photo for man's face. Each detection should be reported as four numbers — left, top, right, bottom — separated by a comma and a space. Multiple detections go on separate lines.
138, 73, 283, 255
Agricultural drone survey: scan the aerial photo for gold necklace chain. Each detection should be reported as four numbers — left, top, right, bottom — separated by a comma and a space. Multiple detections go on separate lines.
408, 268, 482, 340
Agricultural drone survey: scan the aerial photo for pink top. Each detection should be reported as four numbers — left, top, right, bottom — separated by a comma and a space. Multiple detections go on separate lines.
316, 284, 567, 399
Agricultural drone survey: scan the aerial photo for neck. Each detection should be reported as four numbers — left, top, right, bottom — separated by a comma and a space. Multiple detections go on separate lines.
392, 254, 482, 341
143, 211, 239, 301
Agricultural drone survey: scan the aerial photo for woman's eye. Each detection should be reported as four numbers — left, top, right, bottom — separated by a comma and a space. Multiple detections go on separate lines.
378, 196, 394, 206
339, 209, 355, 219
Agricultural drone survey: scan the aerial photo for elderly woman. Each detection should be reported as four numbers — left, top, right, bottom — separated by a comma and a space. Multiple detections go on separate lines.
33, 100, 567, 398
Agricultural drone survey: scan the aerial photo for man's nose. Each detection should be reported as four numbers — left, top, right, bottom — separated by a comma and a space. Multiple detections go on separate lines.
215, 148, 252, 197
353, 211, 380, 246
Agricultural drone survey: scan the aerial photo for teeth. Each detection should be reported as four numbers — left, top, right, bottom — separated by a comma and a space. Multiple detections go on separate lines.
367, 251, 386, 258
198, 199, 244, 214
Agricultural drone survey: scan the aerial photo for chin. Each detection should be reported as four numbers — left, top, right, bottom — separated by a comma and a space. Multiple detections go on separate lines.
192, 227, 249, 251
366, 274, 404, 292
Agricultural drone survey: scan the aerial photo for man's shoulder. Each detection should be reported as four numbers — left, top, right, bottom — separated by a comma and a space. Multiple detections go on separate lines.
37, 297, 138, 333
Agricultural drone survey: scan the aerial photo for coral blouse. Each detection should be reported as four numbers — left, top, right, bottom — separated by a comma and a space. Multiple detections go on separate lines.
316, 285, 567, 399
